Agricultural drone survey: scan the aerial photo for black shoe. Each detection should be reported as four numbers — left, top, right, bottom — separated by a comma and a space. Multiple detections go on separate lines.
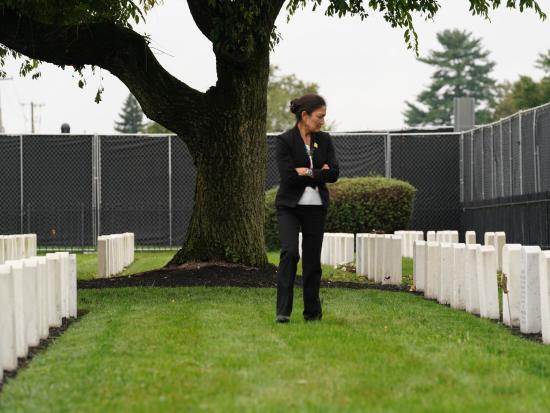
275, 315, 290, 323
304, 313, 322, 322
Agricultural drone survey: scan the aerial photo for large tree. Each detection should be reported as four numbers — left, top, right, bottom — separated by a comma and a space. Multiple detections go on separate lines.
0, 1, 545, 267
404, 29, 498, 126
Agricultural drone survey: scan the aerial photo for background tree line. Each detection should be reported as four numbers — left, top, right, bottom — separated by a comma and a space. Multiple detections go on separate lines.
404, 29, 550, 127
116, 33, 550, 135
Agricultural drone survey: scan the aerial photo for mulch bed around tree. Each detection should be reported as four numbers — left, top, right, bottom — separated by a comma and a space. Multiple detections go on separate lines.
77, 262, 414, 293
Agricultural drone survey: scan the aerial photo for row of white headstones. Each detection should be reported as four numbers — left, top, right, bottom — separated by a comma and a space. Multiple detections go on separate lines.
414, 238, 550, 343
0, 234, 38, 264
0, 252, 77, 381
96, 233, 135, 278
317, 230, 462, 271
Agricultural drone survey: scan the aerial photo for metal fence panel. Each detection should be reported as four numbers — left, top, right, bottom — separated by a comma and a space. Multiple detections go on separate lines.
501, 118, 512, 197
482, 126, 494, 199
332, 134, 386, 178
537, 106, 550, 192
511, 115, 522, 196
391, 134, 460, 231
22, 135, 93, 247
99, 135, 170, 245
1, 130, 462, 248
472, 128, 484, 200
521, 110, 536, 194
0, 135, 21, 234
492, 123, 503, 198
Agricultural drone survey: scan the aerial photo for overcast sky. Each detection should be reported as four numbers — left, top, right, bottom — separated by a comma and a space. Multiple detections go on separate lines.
1, 0, 549, 134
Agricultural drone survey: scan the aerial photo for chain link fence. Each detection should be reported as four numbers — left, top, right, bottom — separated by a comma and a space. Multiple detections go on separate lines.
462, 102, 550, 202
0, 131, 461, 250
461, 101, 550, 248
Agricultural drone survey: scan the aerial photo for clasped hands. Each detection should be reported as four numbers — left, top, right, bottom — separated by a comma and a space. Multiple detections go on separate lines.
295, 164, 330, 176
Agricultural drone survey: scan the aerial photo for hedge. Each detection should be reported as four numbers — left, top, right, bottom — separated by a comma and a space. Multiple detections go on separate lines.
265, 176, 417, 250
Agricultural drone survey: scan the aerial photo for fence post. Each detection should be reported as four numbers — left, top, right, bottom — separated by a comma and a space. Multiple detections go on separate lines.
460, 133, 464, 203
508, 118, 514, 196
168, 136, 173, 248
518, 111, 523, 195
481, 128, 485, 200
97, 136, 101, 235
491, 126, 497, 198
20, 134, 24, 234
385, 133, 391, 178
92, 135, 97, 247
470, 130, 474, 202
499, 122, 504, 197
533, 109, 538, 192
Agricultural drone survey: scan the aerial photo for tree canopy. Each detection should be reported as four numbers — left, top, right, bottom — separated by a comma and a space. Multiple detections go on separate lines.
0, 0, 546, 267
492, 50, 550, 119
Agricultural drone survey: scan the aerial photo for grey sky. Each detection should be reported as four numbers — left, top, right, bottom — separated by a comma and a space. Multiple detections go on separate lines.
1, 0, 549, 134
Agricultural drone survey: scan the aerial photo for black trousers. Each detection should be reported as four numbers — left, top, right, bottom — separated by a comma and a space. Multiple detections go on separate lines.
276, 205, 326, 319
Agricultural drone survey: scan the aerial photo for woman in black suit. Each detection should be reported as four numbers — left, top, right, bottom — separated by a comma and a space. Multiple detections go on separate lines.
275, 94, 339, 323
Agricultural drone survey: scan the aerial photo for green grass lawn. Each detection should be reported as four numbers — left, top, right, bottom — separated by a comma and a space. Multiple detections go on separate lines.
69, 251, 176, 280
70, 250, 413, 285
2, 287, 550, 412
3, 252, 547, 412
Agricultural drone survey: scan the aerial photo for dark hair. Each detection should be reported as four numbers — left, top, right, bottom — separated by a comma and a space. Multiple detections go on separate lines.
289, 94, 326, 122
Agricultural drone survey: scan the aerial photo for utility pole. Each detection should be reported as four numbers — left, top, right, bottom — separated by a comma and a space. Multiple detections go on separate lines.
0, 77, 13, 134
21, 101, 45, 133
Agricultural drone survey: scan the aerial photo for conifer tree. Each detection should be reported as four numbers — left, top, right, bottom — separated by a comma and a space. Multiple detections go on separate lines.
114, 94, 144, 133
404, 29, 497, 126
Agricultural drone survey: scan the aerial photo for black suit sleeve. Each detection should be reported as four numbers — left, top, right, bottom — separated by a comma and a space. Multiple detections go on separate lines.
312, 135, 339, 183
276, 135, 311, 187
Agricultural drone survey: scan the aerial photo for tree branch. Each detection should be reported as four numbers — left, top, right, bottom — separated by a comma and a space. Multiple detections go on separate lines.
0, 6, 206, 138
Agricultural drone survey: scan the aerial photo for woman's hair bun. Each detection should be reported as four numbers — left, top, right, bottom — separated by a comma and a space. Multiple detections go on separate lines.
289, 100, 297, 114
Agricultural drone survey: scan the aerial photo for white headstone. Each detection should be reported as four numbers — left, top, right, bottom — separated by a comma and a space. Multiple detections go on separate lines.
22, 258, 40, 348
426, 242, 440, 300
36, 257, 50, 340
46, 254, 62, 328
465, 231, 476, 245
69, 254, 78, 318
464, 244, 480, 315
374, 235, 384, 283
451, 244, 466, 310
5, 260, 27, 358
540, 251, 550, 344
0, 264, 17, 371
494, 232, 506, 272
427, 231, 436, 243
484, 232, 495, 246
476, 246, 499, 319
413, 241, 427, 292
383, 235, 402, 285
439, 243, 453, 305
57, 252, 71, 319
520, 246, 542, 334
382, 236, 393, 285
502, 244, 522, 327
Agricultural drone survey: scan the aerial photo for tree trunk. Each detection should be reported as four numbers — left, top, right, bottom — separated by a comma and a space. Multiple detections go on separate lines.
168, 51, 270, 268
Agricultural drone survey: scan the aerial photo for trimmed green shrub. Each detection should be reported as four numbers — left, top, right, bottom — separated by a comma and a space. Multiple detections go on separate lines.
265, 176, 416, 250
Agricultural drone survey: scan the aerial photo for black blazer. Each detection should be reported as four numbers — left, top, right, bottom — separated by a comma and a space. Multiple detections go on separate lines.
275, 126, 339, 210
